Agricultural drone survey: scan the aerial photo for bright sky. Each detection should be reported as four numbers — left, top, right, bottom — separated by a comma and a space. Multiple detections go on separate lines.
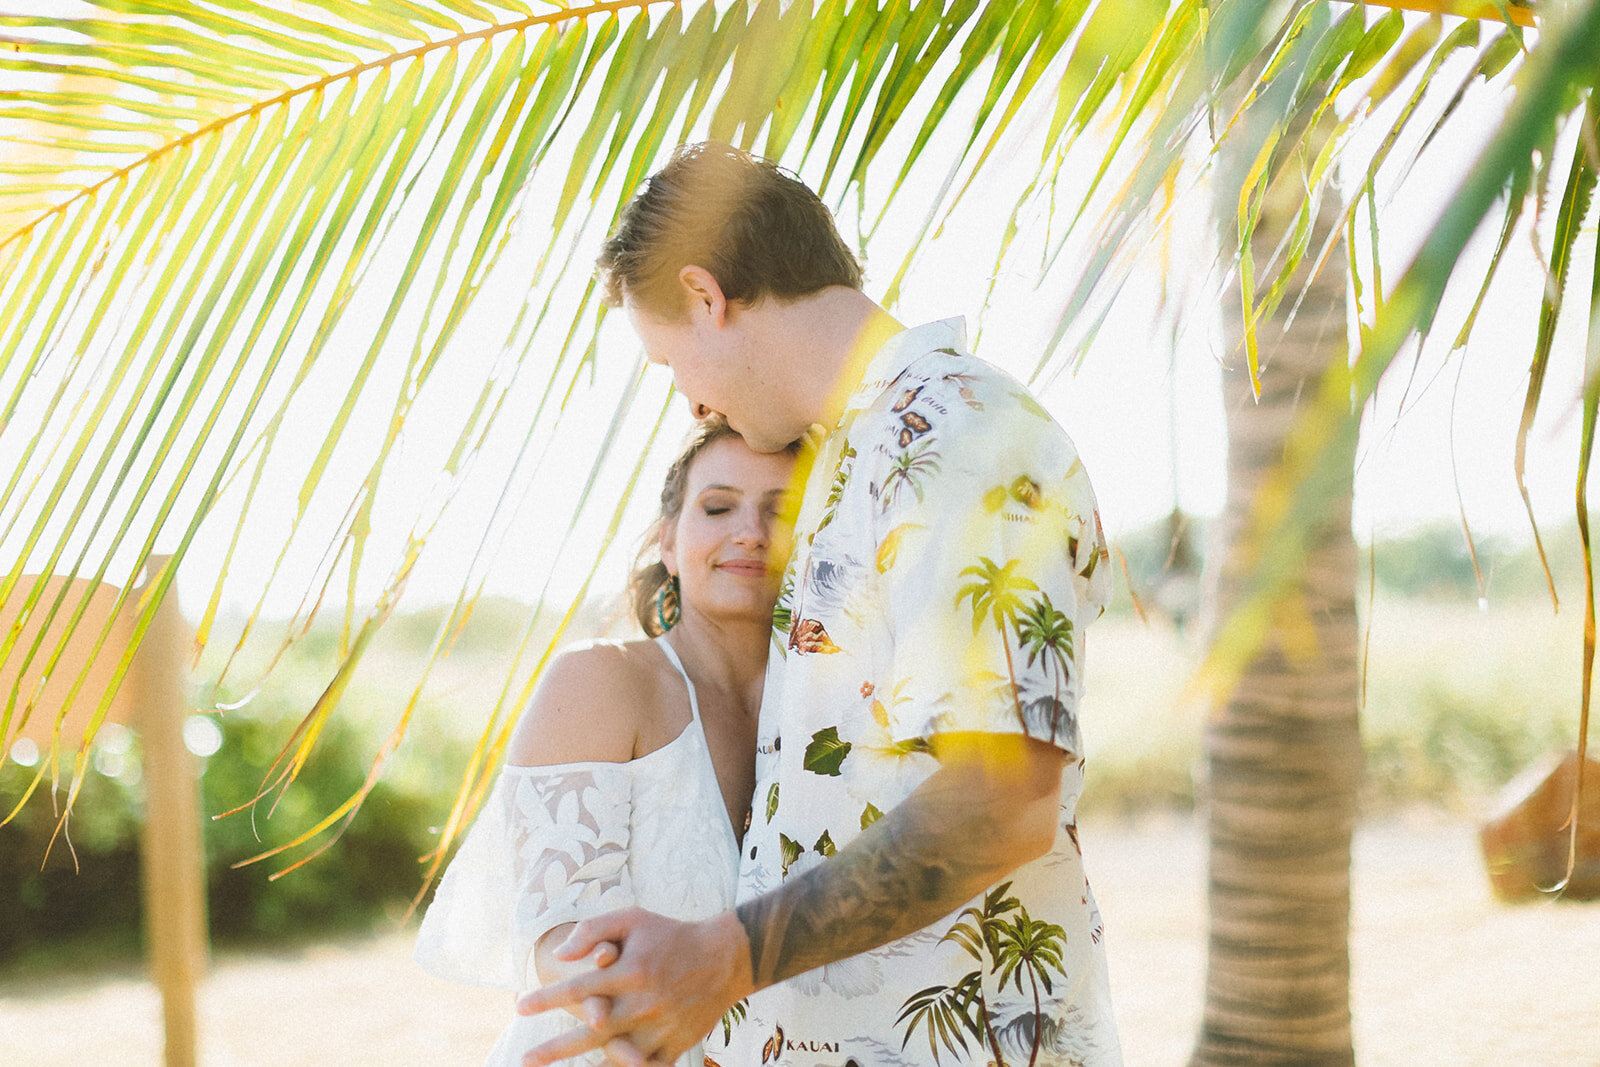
3, 8, 1590, 627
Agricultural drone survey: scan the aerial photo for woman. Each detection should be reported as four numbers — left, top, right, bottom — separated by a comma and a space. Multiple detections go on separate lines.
415, 418, 796, 1066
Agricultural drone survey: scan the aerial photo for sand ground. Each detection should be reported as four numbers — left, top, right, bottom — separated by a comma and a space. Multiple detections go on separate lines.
4, 811, 1597, 1066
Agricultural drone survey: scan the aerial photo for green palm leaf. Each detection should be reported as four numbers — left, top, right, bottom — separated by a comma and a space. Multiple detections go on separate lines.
0, 0, 1593, 896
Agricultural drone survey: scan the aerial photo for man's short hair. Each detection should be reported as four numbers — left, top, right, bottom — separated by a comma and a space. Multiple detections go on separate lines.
596, 142, 863, 316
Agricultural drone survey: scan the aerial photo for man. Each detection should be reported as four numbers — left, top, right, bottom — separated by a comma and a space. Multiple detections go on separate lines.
519, 142, 1121, 1067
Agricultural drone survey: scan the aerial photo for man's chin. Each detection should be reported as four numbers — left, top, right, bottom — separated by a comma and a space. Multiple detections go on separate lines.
736, 427, 800, 454
748, 439, 790, 454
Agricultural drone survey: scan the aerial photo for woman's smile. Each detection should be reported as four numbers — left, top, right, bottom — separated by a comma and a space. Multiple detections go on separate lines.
715, 558, 770, 577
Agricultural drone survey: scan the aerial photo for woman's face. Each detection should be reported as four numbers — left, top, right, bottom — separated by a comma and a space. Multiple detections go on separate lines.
662, 435, 797, 628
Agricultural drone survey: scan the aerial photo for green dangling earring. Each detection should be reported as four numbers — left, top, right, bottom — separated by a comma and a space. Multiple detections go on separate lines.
655, 573, 681, 632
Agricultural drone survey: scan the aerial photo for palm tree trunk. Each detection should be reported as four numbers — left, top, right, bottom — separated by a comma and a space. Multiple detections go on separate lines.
1026, 965, 1043, 1067
979, 989, 1008, 1067
1193, 132, 1363, 1063
999, 619, 1024, 729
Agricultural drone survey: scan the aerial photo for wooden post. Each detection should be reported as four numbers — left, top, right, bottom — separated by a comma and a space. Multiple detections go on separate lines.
2, 567, 206, 1064
128, 556, 207, 1067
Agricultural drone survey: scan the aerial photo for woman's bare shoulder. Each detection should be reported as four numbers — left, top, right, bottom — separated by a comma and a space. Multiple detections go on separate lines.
505, 639, 662, 768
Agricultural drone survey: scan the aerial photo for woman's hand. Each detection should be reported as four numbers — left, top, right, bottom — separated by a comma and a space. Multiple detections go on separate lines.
533, 923, 621, 1029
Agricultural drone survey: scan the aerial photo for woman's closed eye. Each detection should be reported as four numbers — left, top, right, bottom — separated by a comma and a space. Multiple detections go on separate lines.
766, 491, 798, 520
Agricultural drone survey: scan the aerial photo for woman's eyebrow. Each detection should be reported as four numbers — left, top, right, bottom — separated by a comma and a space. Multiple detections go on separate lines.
698, 484, 744, 494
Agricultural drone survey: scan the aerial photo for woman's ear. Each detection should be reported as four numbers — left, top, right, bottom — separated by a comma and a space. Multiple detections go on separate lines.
678, 265, 726, 328
659, 519, 678, 578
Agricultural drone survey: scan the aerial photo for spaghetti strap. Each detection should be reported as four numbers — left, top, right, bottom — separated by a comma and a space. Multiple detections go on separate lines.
653, 635, 703, 726
653, 635, 740, 849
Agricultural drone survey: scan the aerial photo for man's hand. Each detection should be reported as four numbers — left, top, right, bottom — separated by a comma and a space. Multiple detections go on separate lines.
516, 908, 754, 1067
517, 735, 1063, 1064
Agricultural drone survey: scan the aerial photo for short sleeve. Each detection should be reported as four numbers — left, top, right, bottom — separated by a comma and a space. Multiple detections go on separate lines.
876, 392, 1109, 754
414, 764, 636, 991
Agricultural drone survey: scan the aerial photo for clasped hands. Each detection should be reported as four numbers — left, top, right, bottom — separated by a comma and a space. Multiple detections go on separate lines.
517, 908, 754, 1067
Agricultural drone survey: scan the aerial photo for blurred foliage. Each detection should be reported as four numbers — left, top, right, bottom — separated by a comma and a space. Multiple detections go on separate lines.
1365, 524, 1590, 603
199, 709, 449, 943
1109, 511, 1208, 626
1083, 679, 1581, 817
1111, 514, 1584, 614
1, 545, 1583, 968
0, 760, 143, 971
0, 593, 622, 973
0, 672, 470, 974
1363, 687, 1575, 808
1087, 519, 1586, 816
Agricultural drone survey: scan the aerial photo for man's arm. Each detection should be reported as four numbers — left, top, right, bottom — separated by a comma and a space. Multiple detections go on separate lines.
738, 731, 1063, 986
517, 732, 1065, 1066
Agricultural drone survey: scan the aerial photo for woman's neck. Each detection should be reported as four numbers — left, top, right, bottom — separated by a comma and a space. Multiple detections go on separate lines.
662, 612, 770, 716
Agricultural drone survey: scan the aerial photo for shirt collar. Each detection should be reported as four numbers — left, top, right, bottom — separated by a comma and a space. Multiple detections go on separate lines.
839, 317, 968, 419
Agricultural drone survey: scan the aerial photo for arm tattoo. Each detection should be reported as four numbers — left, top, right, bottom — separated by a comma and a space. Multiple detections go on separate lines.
735, 763, 1030, 989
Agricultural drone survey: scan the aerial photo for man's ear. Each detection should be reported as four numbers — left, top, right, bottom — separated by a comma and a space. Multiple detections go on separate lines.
678, 265, 727, 328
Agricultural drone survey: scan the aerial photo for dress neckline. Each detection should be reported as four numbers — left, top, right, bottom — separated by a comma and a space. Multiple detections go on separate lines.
653, 635, 744, 850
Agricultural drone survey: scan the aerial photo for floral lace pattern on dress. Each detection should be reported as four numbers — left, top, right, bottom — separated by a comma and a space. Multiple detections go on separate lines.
415, 636, 739, 1066
505, 766, 636, 987
414, 764, 636, 991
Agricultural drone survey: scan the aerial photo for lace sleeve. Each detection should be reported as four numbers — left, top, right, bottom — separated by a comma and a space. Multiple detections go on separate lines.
414, 764, 636, 991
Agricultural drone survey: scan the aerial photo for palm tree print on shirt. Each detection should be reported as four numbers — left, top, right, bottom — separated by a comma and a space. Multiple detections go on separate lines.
896, 881, 1070, 1067
952, 558, 1085, 744
1015, 593, 1076, 746
817, 442, 857, 533
772, 571, 795, 648
881, 441, 942, 511
956, 557, 1038, 730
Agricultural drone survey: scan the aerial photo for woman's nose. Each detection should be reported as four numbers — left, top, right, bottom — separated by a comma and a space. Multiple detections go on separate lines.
733, 508, 770, 547
688, 399, 712, 420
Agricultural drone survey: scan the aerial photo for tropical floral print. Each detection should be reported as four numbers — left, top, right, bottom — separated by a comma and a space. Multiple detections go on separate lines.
723, 320, 1121, 1066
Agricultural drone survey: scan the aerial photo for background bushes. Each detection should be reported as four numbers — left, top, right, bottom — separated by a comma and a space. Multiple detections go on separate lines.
0, 706, 467, 972
0, 524, 1586, 971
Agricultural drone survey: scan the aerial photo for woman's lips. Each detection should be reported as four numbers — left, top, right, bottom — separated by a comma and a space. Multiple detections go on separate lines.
716, 559, 769, 576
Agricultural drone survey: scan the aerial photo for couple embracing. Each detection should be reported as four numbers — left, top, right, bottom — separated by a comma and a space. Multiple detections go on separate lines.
416, 142, 1122, 1067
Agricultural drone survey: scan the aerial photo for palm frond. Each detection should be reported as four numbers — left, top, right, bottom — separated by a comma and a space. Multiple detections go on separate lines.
3, 0, 1597, 882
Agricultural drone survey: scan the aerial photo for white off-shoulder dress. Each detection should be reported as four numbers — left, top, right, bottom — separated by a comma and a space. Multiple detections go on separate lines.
415, 637, 742, 1067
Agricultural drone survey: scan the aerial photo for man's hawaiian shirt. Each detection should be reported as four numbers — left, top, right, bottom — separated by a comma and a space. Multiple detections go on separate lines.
718, 319, 1122, 1067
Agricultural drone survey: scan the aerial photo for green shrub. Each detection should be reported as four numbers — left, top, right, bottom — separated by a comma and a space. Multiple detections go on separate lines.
200, 708, 456, 943
0, 762, 144, 967
0, 700, 471, 973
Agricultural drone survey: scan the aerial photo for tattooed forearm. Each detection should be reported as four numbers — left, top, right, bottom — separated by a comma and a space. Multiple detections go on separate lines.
735, 738, 1064, 989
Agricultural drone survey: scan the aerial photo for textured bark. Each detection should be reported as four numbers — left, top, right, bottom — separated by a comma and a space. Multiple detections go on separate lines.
1192, 152, 1362, 1063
